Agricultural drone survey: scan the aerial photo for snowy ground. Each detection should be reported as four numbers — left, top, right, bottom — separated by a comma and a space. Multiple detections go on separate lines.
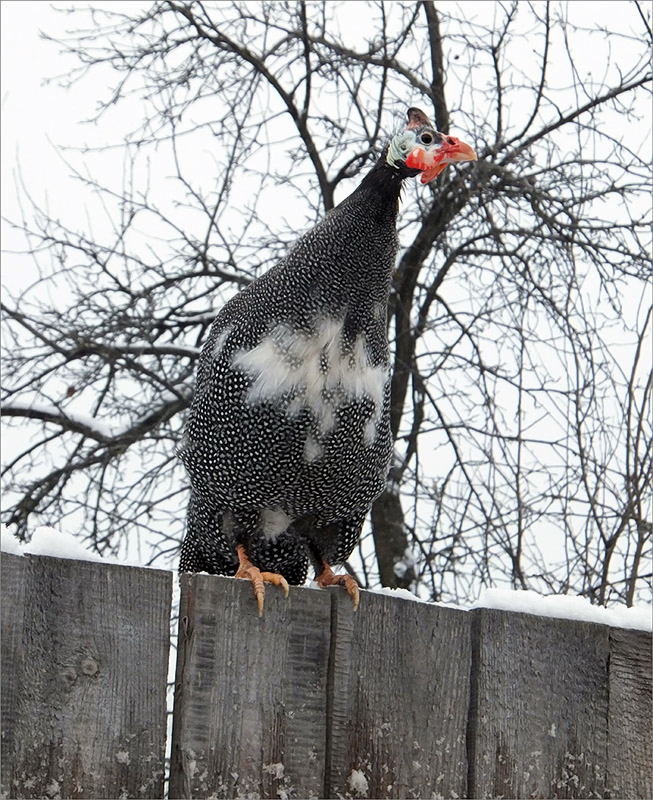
3, 525, 650, 631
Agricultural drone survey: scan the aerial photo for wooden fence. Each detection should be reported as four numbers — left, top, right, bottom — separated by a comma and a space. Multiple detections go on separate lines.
1, 553, 651, 799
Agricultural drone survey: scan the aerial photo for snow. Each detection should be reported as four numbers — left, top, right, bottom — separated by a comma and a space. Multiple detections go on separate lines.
5, 401, 122, 440
4, 397, 194, 444
53, 408, 121, 439
261, 763, 285, 780
374, 586, 424, 603
392, 546, 415, 579
347, 769, 369, 797
26, 526, 112, 562
474, 588, 652, 632
0, 525, 24, 555
362, 583, 651, 632
1, 525, 124, 566
118, 340, 201, 357
3, 524, 650, 632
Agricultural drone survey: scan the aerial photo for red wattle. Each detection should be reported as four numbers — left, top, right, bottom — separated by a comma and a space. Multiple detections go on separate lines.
404, 147, 429, 170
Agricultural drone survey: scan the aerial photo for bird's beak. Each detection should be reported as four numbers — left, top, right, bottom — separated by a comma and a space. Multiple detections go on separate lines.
405, 135, 477, 184
446, 140, 477, 163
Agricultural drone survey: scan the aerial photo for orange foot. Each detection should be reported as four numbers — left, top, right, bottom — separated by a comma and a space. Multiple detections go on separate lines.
235, 544, 289, 617
316, 562, 360, 611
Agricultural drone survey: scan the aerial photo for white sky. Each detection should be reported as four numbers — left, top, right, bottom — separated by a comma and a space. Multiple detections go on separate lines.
1, 2, 650, 598
3, 0, 650, 275
3, 0, 650, 265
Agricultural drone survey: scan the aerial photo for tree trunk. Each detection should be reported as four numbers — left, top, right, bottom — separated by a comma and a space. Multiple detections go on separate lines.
370, 0, 451, 588
370, 474, 415, 589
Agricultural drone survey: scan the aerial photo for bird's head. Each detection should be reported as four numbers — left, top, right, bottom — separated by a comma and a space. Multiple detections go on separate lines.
386, 107, 477, 183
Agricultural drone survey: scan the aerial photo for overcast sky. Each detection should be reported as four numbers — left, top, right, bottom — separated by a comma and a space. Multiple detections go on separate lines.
1, 2, 650, 595
3, 0, 650, 263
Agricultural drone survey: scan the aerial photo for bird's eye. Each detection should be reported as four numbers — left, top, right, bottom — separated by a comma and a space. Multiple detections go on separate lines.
420, 132, 434, 145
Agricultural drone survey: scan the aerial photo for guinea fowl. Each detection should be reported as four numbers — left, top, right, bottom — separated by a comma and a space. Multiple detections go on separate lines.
178, 107, 476, 614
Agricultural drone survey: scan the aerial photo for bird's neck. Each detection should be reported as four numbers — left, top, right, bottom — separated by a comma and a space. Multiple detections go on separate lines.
307, 162, 402, 314
349, 159, 404, 215
278, 159, 405, 325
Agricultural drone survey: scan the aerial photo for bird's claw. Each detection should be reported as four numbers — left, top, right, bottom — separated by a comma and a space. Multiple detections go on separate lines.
235, 546, 289, 616
337, 574, 360, 611
316, 564, 360, 611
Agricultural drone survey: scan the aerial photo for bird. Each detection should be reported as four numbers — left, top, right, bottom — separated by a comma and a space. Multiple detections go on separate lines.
178, 107, 476, 614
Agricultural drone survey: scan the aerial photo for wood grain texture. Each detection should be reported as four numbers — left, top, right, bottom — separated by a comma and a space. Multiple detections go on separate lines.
468, 609, 611, 799
169, 574, 332, 800
1, 554, 27, 795
0, 554, 171, 799
4, 551, 651, 800
607, 627, 652, 799
326, 589, 470, 800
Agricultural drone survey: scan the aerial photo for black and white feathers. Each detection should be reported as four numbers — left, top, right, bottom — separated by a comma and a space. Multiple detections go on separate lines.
178, 108, 475, 586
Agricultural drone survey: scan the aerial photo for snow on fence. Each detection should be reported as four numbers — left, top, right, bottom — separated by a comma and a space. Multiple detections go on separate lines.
1, 553, 650, 800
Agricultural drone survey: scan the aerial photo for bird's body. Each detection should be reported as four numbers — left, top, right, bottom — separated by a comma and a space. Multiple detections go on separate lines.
178, 108, 476, 609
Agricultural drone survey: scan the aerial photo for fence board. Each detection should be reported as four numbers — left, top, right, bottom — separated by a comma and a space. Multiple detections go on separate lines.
3, 553, 651, 800
1, 554, 27, 790
325, 589, 471, 799
169, 574, 332, 800
607, 628, 652, 798
468, 609, 610, 799
0, 553, 171, 800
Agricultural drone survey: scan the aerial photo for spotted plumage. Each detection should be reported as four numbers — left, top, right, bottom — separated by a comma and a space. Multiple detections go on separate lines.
178, 108, 477, 597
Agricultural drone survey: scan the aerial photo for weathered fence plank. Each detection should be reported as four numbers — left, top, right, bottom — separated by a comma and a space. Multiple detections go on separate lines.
607, 628, 652, 799
325, 589, 471, 800
169, 574, 332, 800
1, 554, 27, 792
3, 553, 651, 800
0, 553, 171, 800
468, 609, 611, 799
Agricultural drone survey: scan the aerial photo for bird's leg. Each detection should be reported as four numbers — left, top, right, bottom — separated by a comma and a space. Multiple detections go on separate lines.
315, 561, 360, 610
234, 544, 289, 617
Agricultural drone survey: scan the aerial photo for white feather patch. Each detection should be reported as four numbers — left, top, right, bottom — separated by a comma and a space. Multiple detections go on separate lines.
211, 327, 231, 358
232, 317, 388, 444
304, 433, 324, 462
260, 507, 293, 541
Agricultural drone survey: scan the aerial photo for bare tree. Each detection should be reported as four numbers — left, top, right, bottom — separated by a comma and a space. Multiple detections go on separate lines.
2, 0, 651, 605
